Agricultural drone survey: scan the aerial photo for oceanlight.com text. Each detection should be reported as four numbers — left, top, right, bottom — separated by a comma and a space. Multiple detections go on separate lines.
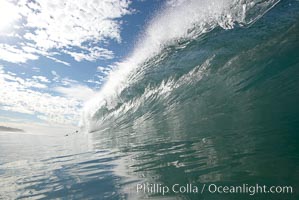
207, 183, 293, 195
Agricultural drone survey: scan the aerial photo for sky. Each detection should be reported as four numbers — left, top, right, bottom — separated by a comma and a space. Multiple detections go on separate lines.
0, 0, 163, 134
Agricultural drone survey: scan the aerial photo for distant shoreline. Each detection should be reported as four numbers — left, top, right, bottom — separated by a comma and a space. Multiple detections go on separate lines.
0, 126, 25, 132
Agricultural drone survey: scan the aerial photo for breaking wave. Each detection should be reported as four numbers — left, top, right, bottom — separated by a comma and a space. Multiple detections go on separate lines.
81, 0, 299, 134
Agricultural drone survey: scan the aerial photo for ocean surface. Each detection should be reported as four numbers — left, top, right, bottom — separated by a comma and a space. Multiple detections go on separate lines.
1, 0, 299, 199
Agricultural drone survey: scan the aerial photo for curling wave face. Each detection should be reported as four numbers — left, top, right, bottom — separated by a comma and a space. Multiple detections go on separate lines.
81, 0, 282, 132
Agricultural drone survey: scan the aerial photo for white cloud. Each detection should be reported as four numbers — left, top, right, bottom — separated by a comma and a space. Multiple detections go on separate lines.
63, 47, 114, 62
0, 0, 21, 33
1, 72, 48, 89
32, 76, 51, 83
97, 66, 113, 75
54, 84, 97, 102
51, 70, 60, 82
82, 66, 114, 89
85, 79, 102, 85
84, 74, 105, 89
46, 56, 71, 66
0, 66, 89, 125
0, 44, 38, 63
50, 71, 79, 86
0, 0, 133, 64
61, 78, 78, 86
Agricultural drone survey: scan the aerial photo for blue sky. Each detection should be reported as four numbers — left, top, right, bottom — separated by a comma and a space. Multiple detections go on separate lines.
0, 0, 163, 133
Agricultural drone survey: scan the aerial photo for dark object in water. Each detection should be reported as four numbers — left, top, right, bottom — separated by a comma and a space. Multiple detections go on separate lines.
65, 130, 79, 137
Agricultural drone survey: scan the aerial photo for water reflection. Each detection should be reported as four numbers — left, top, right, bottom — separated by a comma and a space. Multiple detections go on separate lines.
0, 133, 135, 199
0, 106, 298, 200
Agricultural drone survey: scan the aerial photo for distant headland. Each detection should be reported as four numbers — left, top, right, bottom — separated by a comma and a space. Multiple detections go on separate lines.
0, 126, 25, 132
